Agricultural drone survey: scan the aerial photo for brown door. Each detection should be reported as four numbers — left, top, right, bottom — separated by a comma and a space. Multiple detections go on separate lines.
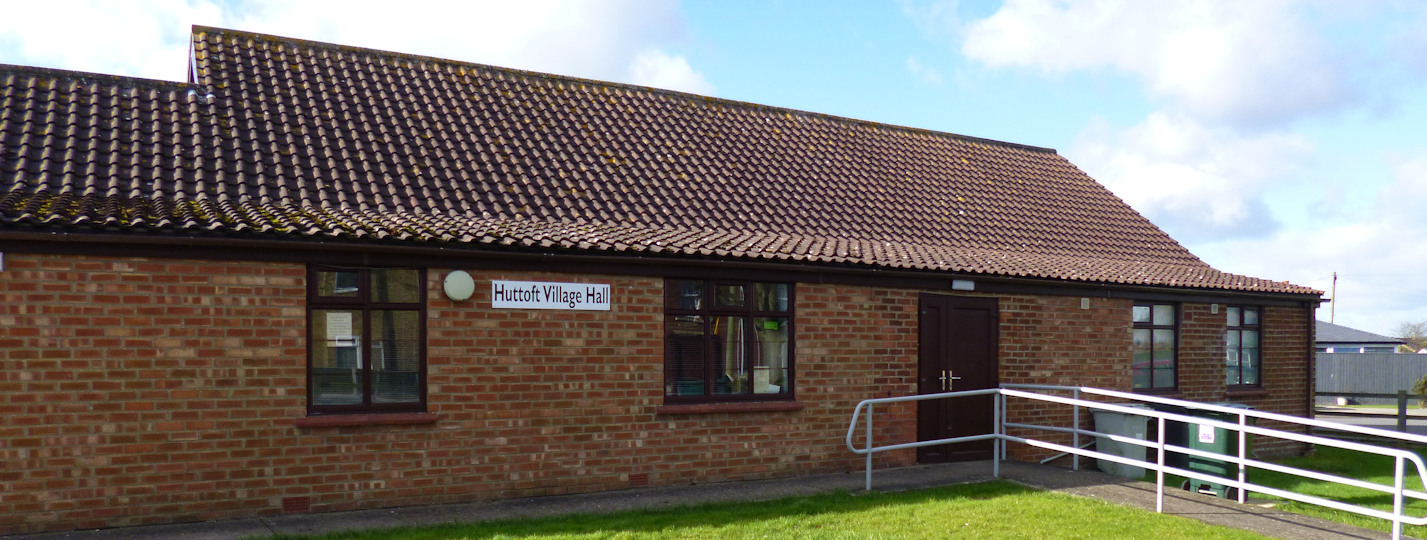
917, 294, 998, 463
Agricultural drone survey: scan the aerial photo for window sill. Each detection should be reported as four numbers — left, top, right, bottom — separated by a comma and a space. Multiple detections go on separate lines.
294, 412, 439, 428
1225, 388, 1270, 398
1132, 388, 1182, 398
656, 401, 804, 415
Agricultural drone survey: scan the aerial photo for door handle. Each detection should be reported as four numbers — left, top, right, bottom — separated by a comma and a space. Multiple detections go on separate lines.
948, 370, 963, 391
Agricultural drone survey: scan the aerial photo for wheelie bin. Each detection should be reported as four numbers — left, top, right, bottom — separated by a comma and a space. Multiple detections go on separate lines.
1150, 402, 1253, 498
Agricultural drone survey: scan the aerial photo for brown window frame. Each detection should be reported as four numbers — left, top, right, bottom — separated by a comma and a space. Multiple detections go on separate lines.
1132, 302, 1179, 392
663, 279, 795, 404
1226, 305, 1262, 390
306, 265, 427, 415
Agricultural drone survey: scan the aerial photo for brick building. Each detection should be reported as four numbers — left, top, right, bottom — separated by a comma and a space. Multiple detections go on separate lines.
0, 27, 1320, 534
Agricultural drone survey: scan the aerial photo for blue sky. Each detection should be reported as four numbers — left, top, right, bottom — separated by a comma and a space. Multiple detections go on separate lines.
4, 0, 1427, 336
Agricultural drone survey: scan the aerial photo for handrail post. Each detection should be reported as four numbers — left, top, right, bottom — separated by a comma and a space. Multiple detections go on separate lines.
1072, 388, 1080, 471
1238, 412, 1247, 504
865, 402, 874, 492
993, 389, 1002, 478
1001, 391, 1009, 460
1156, 416, 1165, 513
1394, 454, 1404, 540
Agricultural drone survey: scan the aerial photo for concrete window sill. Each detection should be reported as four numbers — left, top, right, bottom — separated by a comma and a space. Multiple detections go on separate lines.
1225, 388, 1270, 399
655, 401, 804, 415
294, 412, 439, 428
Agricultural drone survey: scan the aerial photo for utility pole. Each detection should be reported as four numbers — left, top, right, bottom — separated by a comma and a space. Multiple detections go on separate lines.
1330, 272, 1337, 323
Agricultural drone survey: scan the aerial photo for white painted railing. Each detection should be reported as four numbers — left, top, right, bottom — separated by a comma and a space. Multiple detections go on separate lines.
845, 384, 1427, 540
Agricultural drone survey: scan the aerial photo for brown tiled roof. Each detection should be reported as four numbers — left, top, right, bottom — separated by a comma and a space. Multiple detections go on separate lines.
0, 26, 1318, 296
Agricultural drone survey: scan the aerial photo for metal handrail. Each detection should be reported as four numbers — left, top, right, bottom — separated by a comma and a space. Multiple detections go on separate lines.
846, 385, 1427, 539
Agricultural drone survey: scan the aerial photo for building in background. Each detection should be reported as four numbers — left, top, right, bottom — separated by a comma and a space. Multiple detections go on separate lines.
1315, 321, 1405, 353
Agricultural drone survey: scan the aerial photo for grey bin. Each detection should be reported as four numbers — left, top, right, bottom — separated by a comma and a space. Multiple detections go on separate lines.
1093, 404, 1152, 478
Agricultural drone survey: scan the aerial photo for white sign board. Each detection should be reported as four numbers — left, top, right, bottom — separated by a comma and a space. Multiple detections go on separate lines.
1197, 423, 1216, 444
491, 280, 611, 311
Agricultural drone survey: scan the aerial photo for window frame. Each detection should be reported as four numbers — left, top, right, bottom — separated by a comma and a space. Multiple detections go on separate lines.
1225, 305, 1262, 390
306, 265, 428, 415
663, 279, 796, 404
1131, 302, 1179, 392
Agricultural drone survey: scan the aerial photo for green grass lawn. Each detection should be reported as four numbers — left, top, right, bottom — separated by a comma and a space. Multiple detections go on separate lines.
1248, 445, 1427, 537
268, 481, 1267, 540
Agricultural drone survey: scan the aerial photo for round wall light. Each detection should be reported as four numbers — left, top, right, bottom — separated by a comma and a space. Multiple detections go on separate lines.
443, 270, 475, 301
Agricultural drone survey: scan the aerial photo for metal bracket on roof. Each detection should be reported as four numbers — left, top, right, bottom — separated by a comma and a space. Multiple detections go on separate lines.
188, 41, 215, 104
189, 41, 199, 85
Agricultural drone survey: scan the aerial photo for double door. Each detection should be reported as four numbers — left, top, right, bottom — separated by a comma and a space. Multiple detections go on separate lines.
916, 294, 999, 463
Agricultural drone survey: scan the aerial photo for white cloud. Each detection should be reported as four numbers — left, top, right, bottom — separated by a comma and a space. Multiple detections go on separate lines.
1195, 154, 1427, 335
961, 0, 1350, 127
0, 0, 711, 93
1394, 9, 1427, 78
628, 49, 715, 95
905, 56, 944, 86
1068, 111, 1313, 242
0, 0, 224, 81
900, 0, 967, 44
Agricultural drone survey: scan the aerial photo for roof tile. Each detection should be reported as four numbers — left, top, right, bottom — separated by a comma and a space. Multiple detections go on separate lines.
0, 27, 1319, 296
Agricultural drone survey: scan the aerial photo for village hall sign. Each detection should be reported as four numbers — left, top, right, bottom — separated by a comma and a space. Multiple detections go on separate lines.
491, 280, 611, 311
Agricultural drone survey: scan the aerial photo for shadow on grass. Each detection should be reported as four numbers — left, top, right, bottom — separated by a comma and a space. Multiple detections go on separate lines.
263, 482, 1033, 540
1243, 445, 1427, 535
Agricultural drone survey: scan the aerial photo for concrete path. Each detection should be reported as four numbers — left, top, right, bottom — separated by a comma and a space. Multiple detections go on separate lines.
3, 460, 1410, 540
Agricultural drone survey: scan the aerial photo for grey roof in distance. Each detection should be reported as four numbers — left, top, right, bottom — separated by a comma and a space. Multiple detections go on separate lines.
1316, 320, 1404, 345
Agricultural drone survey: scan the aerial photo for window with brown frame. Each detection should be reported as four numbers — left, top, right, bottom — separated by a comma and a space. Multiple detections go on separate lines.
1226, 306, 1261, 388
664, 279, 793, 402
1132, 302, 1178, 391
307, 266, 426, 414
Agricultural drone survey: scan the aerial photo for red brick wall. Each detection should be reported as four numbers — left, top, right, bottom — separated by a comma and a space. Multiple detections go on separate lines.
996, 298, 1312, 460
0, 254, 306, 533
0, 255, 925, 534
0, 252, 1313, 534
1229, 304, 1314, 457
997, 295, 1134, 460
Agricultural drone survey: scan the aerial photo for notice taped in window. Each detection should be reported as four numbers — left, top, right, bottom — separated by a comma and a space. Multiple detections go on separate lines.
326, 312, 353, 340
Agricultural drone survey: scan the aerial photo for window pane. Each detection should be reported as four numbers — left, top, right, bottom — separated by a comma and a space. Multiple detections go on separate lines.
1226, 307, 1240, 327
372, 310, 421, 403
715, 284, 745, 308
317, 270, 361, 298
753, 317, 789, 394
312, 309, 363, 405
1244, 308, 1259, 326
665, 315, 705, 396
1242, 350, 1259, 385
1132, 329, 1151, 358
1243, 330, 1258, 349
755, 283, 790, 312
667, 280, 704, 311
1132, 305, 1151, 323
1133, 366, 1151, 389
1227, 329, 1240, 350
1152, 329, 1175, 366
1153, 368, 1174, 388
1152, 305, 1174, 326
1226, 348, 1241, 386
1132, 329, 1151, 389
372, 269, 420, 303
712, 316, 747, 394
